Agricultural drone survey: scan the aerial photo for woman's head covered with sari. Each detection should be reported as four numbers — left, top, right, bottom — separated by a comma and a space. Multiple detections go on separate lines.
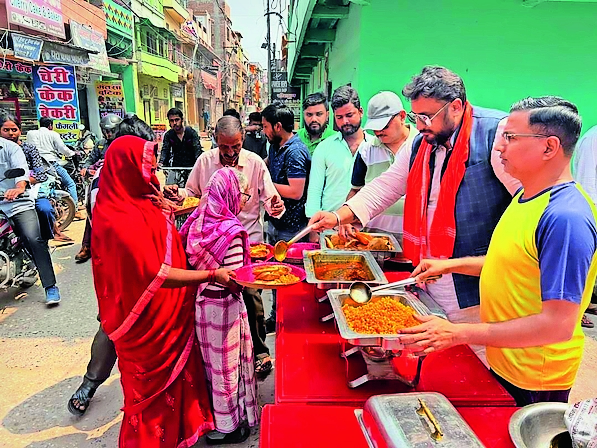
180, 167, 250, 272
91, 117, 170, 336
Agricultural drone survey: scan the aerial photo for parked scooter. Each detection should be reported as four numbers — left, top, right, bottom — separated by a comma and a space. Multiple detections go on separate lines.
0, 168, 38, 289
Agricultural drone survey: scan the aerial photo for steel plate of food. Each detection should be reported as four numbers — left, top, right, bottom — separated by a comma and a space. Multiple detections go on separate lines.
234, 262, 306, 289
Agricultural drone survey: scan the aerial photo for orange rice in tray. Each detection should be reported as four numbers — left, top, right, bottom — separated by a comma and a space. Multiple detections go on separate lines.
342, 296, 420, 334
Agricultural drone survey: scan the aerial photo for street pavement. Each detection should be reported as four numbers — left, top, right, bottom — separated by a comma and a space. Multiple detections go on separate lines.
0, 216, 596, 447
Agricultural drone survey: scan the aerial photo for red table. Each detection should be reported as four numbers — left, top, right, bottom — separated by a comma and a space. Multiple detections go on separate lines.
275, 280, 515, 407
259, 404, 518, 448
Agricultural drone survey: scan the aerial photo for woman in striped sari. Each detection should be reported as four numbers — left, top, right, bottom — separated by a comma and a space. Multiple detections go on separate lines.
180, 167, 258, 445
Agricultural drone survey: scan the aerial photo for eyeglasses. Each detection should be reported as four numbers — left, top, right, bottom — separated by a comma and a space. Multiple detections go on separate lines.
241, 192, 251, 201
407, 102, 451, 127
501, 132, 552, 144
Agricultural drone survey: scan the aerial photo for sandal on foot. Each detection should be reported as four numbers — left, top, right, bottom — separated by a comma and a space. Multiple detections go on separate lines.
586, 304, 597, 315
581, 314, 594, 329
206, 426, 250, 445
255, 355, 273, 380
68, 379, 99, 416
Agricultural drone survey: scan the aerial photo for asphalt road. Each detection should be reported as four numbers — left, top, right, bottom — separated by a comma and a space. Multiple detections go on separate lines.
0, 216, 596, 447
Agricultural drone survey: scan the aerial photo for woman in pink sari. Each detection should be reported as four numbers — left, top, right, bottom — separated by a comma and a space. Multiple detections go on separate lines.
180, 167, 258, 445
92, 133, 237, 447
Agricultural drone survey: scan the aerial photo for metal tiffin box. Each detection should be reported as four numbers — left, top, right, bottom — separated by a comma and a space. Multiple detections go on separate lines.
355, 393, 485, 448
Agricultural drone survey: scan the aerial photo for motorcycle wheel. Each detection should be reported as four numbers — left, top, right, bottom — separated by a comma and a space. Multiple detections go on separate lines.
54, 195, 77, 232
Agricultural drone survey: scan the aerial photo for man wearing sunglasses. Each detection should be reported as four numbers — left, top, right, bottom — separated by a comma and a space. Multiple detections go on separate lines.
310, 66, 519, 358
347, 91, 419, 241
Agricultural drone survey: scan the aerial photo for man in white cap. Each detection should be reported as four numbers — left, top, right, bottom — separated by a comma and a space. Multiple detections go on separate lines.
305, 85, 372, 224
347, 91, 418, 242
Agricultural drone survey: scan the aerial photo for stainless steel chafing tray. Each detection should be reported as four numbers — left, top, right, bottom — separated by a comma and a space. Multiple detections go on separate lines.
326, 289, 431, 351
303, 250, 388, 290
355, 393, 484, 448
320, 230, 402, 267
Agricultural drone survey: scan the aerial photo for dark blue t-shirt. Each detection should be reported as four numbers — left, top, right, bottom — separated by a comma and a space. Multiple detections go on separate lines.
267, 134, 311, 232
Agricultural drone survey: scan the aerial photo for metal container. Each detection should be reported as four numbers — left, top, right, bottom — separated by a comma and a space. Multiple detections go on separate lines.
320, 230, 402, 267
355, 392, 484, 448
327, 289, 431, 350
303, 250, 388, 290
509, 402, 571, 448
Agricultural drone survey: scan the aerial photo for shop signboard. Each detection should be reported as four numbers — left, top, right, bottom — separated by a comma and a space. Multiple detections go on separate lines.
70, 20, 111, 74
95, 80, 125, 118
41, 42, 90, 67
171, 83, 184, 98
0, 60, 33, 77
12, 34, 43, 61
270, 71, 300, 102
33, 65, 80, 143
6, 0, 65, 39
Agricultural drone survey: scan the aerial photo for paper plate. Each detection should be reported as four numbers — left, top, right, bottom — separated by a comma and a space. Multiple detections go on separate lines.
249, 242, 274, 261
234, 262, 306, 289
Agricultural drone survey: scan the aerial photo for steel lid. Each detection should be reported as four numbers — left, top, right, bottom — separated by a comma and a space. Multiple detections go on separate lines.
356, 392, 484, 448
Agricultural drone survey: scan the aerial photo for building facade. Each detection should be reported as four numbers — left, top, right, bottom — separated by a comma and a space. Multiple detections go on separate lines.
288, 0, 597, 130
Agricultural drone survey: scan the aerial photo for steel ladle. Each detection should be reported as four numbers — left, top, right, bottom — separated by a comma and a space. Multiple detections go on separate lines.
273, 224, 315, 262
349, 275, 442, 304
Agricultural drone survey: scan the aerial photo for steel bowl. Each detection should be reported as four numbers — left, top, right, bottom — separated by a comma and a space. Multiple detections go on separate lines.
509, 402, 571, 448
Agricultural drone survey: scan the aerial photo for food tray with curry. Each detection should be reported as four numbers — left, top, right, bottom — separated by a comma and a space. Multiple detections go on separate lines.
303, 250, 388, 289
327, 289, 432, 351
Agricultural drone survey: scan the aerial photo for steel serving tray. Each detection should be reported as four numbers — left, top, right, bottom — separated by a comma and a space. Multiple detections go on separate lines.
327, 289, 432, 350
319, 230, 403, 265
356, 392, 484, 448
303, 250, 388, 289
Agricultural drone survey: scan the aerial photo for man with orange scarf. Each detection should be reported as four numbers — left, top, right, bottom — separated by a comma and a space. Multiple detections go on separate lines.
310, 66, 519, 341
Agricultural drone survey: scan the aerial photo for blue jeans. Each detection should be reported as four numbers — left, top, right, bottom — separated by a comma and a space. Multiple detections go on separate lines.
35, 198, 55, 241
52, 162, 77, 204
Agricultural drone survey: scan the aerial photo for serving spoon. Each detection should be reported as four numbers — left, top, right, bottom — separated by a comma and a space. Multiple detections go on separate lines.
349, 275, 442, 304
273, 224, 315, 262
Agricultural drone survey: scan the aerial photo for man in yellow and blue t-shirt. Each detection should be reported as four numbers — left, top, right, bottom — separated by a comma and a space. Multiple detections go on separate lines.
401, 96, 597, 406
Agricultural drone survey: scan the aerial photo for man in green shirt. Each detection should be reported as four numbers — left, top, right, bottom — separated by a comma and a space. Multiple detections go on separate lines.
305, 85, 371, 221
297, 92, 336, 154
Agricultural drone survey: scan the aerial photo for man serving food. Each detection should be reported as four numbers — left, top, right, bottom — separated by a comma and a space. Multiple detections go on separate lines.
402, 96, 597, 407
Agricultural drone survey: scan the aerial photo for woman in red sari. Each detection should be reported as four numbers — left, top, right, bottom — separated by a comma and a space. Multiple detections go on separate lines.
92, 133, 233, 447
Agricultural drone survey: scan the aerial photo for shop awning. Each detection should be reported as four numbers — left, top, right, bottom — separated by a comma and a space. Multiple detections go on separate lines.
201, 70, 217, 90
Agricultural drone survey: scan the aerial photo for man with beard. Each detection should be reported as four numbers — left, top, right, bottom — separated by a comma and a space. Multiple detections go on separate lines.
309, 66, 519, 361
159, 108, 202, 185
306, 86, 371, 223
297, 92, 336, 154
262, 102, 310, 331
164, 116, 284, 378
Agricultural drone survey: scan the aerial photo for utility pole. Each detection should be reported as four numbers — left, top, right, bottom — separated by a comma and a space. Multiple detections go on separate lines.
266, 0, 272, 103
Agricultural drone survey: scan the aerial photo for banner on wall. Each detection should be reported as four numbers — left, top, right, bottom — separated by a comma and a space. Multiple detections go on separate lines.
12, 34, 43, 61
95, 80, 125, 118
70, 21, 111, 74
33, 65, 80, 143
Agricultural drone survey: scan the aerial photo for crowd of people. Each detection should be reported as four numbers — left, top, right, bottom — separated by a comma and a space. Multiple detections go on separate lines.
2, 64, 595, 446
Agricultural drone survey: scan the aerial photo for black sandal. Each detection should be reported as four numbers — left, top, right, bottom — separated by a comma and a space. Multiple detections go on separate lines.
206, 426, 250, 445
68, 379, 99, 416
255, 355, 273, 380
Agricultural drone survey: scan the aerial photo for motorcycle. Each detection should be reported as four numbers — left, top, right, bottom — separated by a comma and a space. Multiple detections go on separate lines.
0, 169, 38, 289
